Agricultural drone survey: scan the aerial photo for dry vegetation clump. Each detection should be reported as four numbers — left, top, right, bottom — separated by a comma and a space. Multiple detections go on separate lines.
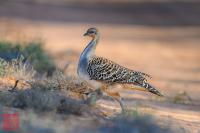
32, 70, 93, 100
172, 91, 192, 104
0, 56, 35, 90
0, 56, 99, 117
0, 58, 91, 115
0, 56, 36, 80
0, 88, 92, 115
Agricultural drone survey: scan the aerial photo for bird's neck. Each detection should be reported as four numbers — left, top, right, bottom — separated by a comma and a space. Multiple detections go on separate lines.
81, 35, 99, 59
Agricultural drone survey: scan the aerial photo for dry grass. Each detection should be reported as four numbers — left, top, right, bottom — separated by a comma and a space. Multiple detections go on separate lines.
0, 56, 35, 90
0, 56, 89, 113
0, 56, 36, 81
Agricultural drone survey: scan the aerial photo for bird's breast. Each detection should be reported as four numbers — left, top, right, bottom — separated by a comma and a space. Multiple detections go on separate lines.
78, 57, 102, 89
78, 56, 88, 76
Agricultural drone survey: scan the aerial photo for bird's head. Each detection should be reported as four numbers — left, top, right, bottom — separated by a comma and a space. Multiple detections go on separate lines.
83, 28, 98, 38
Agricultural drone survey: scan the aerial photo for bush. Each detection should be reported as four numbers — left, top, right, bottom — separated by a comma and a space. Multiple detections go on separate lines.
0, 40, 55, 74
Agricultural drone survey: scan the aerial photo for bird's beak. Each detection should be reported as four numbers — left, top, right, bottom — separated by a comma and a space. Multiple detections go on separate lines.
83, 32, 88, 36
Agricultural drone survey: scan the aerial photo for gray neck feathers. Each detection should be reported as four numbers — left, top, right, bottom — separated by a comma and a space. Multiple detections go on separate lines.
78, 34, 99, 74
81, 34, 99, 59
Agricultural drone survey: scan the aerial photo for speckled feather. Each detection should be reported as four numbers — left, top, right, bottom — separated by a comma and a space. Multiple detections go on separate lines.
87, 56, 163, 96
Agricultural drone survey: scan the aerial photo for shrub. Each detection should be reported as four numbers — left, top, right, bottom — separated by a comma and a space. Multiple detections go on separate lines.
0, 40, 55, 74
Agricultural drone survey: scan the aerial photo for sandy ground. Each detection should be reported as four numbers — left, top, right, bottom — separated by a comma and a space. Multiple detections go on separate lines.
0, 1, 200, 132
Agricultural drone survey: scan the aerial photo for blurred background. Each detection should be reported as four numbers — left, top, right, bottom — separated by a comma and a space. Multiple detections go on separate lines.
0, 0, 200, 132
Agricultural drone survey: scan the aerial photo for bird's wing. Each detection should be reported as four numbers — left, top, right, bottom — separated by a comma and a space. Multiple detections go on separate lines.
87, 56, 163, 96
87, 56, 150, 84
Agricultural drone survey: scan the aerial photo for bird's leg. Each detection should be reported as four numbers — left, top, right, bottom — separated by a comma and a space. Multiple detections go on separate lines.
8, 80, 19, 92
105, 91, 125, 113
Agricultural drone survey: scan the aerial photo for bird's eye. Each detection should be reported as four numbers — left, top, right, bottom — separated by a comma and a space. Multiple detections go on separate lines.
89, 31, 95, 34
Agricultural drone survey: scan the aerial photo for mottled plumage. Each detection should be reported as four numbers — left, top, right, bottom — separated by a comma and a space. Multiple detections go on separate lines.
87, 56, 162, 96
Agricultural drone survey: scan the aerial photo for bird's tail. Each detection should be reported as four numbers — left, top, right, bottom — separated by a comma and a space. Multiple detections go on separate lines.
142, 82, 163, 96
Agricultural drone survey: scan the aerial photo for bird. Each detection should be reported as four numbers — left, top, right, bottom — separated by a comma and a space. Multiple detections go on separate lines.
77, 27, 163, 112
